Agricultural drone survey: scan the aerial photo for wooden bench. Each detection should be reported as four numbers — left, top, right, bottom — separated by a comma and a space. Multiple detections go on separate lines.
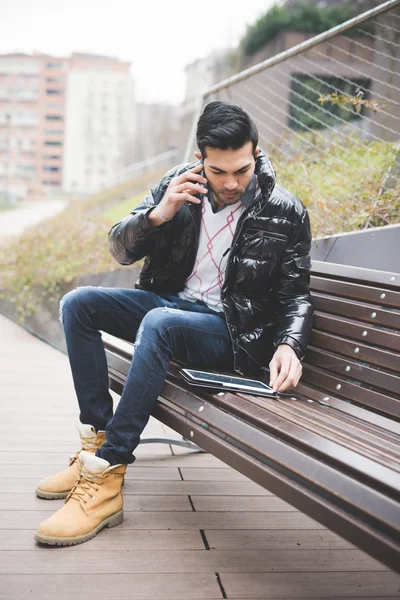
104, 260, 400, 573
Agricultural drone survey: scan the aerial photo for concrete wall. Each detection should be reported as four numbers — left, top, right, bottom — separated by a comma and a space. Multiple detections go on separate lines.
311, 223, 400, 272
0, 266, 140, 354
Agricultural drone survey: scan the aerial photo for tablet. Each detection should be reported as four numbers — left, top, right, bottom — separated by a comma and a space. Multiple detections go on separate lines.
180, 368, 283, 397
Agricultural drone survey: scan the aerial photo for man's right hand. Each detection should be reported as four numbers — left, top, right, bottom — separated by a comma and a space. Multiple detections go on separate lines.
148, 164, 208, 227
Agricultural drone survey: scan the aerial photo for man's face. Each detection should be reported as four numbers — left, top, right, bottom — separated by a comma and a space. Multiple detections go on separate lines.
199, 142, 258, 209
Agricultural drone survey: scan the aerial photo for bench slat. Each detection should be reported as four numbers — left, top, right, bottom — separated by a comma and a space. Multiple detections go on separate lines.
310, 276, 400, 309
309, 330, 400, 372
294, 382, 400, 435
312, 293, 400, 330
266, 397, 400, 467
302, 364, 400, 418
306, 347, 400, 396
312, 313, 400, 353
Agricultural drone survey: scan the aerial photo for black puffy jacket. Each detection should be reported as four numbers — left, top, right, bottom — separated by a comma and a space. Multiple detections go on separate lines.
109, 151, 314, 376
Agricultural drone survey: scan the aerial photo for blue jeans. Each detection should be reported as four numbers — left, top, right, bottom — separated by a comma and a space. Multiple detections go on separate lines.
60, 287, 233, 465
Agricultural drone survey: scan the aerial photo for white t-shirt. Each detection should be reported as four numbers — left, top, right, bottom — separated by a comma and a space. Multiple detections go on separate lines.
179, 176, 258, 312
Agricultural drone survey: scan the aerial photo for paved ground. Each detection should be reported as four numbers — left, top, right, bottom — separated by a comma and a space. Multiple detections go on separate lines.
0, 199, 67, 239
0, 313, 399, 599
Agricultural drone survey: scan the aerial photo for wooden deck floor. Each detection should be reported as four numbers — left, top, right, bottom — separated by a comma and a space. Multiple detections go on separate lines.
0, 313, 399, 599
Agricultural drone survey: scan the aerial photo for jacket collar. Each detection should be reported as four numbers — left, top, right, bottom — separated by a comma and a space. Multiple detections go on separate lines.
254, 150, 276, 201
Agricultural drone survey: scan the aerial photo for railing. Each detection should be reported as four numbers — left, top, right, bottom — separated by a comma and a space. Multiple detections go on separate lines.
184, 0, 400, 234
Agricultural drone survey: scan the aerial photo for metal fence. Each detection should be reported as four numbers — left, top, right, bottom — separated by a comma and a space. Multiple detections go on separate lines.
102, 149, 179, 190
185, 0, 400, 234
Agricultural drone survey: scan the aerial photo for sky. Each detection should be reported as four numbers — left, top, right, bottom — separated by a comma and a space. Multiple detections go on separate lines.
0, 0, 274, 104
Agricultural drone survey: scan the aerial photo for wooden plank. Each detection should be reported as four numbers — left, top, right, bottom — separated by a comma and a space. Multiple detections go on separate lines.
313, 311, 400, 353
205, 529, 354, 550
0, 494, 192, 512
309, 329, 400, 372
0, 574, 222, 600
0, 465, 182, 480
191, 496, 297, 512
0, 549, 387, 574
306, 346, 400, 396
180, 468, 249, 482
0, 511, 325, 530
0, 443, 174, 459
311, 294, 400, 330
310, 275, 400, 308
0, 529, 205, 551
3, 479, 272, 496
221, 572, 400, 598
0, 451, 228, 469
302, 364, 400, 419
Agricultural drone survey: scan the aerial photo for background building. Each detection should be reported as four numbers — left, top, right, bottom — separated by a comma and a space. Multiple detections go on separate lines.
63, 53, 135, 194
0, 52, 135, 199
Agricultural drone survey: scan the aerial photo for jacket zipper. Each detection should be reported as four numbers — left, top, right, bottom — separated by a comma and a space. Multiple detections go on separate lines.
221, 193, 266, 373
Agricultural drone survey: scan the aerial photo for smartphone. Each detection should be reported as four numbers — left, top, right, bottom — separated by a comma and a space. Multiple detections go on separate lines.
196, 162, 217, 207
180, 368, 283, 397
193, 161, 207, 200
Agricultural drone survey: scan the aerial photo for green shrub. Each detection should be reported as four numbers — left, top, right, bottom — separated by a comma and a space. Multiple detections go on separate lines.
268, 132, 399, 236
241, 1, 371, 57
0, 169, 164, 322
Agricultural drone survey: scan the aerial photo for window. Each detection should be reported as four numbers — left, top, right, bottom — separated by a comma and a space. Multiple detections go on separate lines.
46, 89, 62, 95
46, 62, 65, 69
43, 166, 60, 172
44, 130, 63, 135
42, 180, 61, 185
17, 164, 35, 171
46, 77, 62, 84
45, 115, 63, 121
44, 141, 62, 146
43, 154, 61, 160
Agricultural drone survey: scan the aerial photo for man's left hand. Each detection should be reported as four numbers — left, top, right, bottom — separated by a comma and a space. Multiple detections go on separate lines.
269, 344, 302, 392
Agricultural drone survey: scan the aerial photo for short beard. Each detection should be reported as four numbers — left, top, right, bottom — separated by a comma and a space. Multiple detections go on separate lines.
209, 183, 243, 208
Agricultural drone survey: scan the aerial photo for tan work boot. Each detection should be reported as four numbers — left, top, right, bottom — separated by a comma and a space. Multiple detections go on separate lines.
35, 450, 127, 546
36, 424, 106, 499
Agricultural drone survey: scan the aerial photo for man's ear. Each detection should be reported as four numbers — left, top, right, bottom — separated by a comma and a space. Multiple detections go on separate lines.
254, 147, 260, 157
194, 151, 202, 160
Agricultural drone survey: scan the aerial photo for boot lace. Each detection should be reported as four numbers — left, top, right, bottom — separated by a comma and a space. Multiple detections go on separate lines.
81, 433, 104, 453
69, 433, 104, 466
67, 464, 107, 503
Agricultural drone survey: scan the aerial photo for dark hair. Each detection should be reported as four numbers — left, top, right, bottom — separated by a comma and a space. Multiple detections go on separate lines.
196, 101, 258, 156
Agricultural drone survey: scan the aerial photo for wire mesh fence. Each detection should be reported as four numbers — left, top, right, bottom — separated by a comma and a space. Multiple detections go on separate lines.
186, 0, 400, 236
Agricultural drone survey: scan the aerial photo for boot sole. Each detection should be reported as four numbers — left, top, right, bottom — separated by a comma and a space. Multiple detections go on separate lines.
34, 510, 124, 546
35, 488, 69, 499
35, 478, 125, 500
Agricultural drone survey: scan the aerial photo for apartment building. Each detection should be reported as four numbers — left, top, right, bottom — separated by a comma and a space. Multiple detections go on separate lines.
0, 52, 135, 199
63, 53, 134, 194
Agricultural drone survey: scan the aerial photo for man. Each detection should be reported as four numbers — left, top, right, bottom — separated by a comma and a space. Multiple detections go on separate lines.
35, 101, 313, 546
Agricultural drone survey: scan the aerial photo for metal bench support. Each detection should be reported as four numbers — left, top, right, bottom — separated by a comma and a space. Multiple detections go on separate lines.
140, 436, 206, 452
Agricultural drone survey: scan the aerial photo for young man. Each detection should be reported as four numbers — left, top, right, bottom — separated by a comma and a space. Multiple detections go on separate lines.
35, 101, 313, 546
